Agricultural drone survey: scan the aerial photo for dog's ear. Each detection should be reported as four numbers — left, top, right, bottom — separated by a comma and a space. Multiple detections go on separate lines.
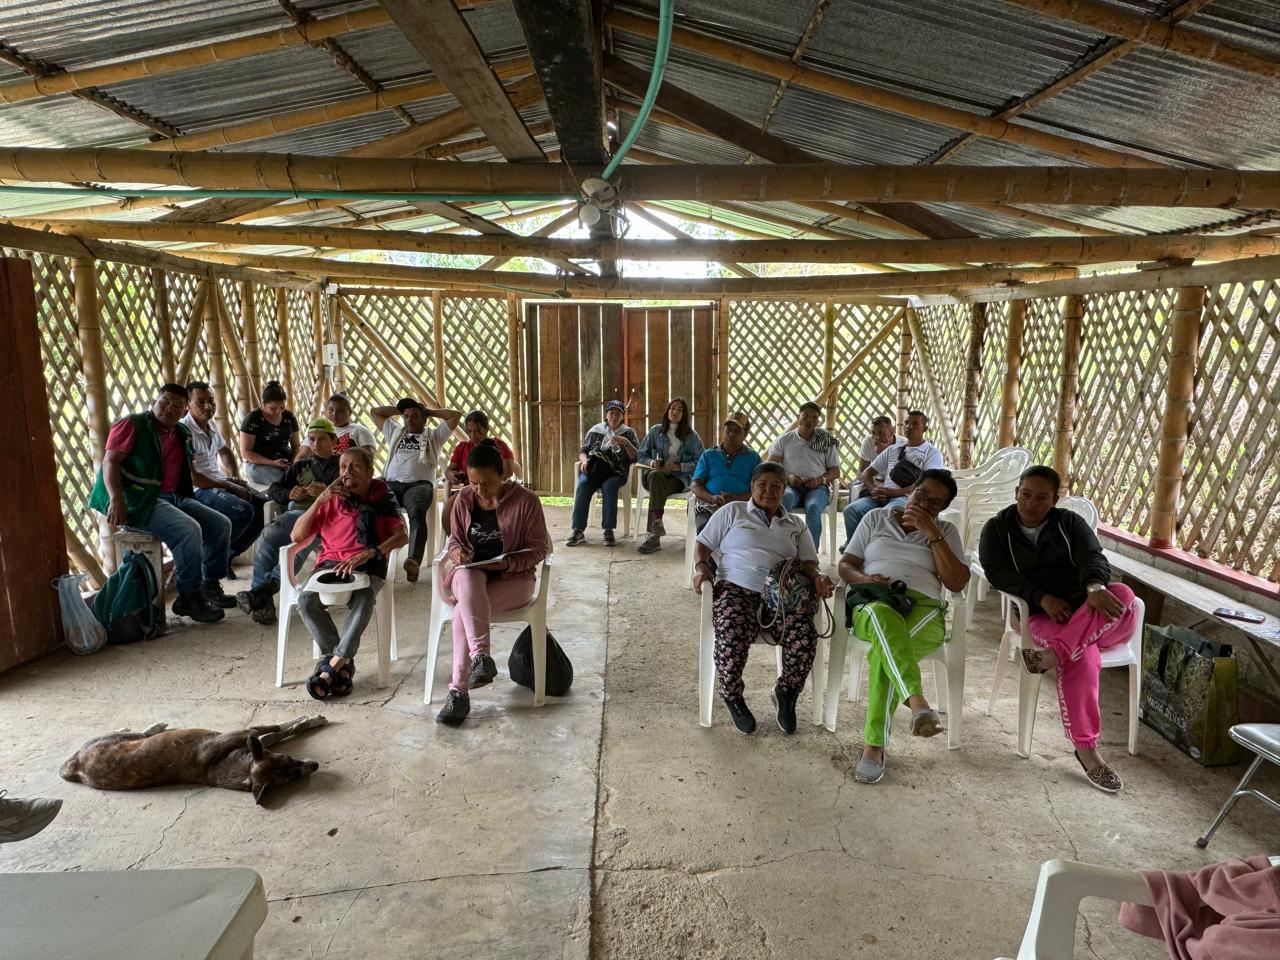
252, 779, 269, 804
248, 735, 264, 760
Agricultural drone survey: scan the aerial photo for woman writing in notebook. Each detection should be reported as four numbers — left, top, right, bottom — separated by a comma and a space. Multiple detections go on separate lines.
435, 439, 550, 727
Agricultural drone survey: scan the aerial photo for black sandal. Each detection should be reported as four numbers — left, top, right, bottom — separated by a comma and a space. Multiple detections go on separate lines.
330, 660, 356, 697
307, 658, 338, 700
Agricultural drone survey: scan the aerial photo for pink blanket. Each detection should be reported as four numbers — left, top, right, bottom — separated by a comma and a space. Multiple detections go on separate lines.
1119, 855, 1280, 960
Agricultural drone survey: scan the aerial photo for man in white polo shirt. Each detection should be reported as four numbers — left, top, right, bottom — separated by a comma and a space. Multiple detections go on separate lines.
843, 409, 943, 544
767, 401, 841, 550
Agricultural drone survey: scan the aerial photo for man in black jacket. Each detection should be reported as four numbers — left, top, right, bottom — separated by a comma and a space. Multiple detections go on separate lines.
978, 465, 1139, 793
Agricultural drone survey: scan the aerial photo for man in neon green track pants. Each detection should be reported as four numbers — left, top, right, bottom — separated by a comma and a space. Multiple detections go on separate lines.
839, 470, 971, 785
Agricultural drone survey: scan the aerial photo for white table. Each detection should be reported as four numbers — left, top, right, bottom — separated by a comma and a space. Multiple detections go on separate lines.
0, 867, 266, 959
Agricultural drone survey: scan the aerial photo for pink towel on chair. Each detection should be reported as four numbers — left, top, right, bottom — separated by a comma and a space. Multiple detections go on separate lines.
1119, 855, 1280, 960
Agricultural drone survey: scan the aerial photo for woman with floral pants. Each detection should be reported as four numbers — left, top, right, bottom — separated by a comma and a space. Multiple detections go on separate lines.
693, 461, 834, 735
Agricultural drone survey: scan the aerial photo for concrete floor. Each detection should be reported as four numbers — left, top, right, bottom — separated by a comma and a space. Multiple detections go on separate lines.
1, 504, 1276, 959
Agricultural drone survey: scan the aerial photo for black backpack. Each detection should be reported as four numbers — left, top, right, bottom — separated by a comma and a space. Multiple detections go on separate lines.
508, 627, 573, 697
91, 549, 160, 645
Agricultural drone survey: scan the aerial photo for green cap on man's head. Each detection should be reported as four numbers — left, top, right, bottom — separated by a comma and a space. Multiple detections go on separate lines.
306, 416, 337, 437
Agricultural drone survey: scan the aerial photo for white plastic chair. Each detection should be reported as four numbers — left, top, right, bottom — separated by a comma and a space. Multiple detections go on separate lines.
630, 462, 690, 540
696, 585, 833, 729
423, 547, 554, 706
988, 591, 1145, 757
786, 484, 842, 565
572, 459, 634, 539
275, 538, 404, 689
684, 503, 700, 589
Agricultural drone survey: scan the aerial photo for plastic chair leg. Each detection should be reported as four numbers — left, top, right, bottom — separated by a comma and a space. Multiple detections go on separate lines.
274, 582, 295, 688
1127, 663, 1139, 756
846, 647, 865, 702
1017, 670, 1041, 759
823, 622, 849, 732
374, 593, 391, 689
946, 657, 964, 750
988, 630, 1012, 716
423, 607, 444, 705
532, 611, 547, 707
934, 662, 948, 715
810, 632, 827, 726
698, 595, 715, 727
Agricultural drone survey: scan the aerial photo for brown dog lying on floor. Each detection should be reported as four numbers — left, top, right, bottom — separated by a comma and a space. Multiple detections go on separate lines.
60, 715, 326, 804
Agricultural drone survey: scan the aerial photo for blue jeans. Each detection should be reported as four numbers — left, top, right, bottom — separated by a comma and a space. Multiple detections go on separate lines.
571, 472, 627, 533
194, 487, 265, 559
251, 509, 315, 590
782, 484, 830, 549
129, 493, 232, 594
844, 494, 908, 544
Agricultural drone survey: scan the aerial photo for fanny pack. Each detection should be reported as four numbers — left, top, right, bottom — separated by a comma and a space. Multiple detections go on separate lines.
888, 445, 924, 488
845, 580, 914, 619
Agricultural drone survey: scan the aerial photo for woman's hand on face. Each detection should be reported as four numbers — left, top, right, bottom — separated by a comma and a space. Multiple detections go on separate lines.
814, 574, 835, 599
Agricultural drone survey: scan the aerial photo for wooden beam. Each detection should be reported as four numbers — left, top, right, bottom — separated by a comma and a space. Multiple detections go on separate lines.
603, 53, 976, 241
175, 283, 209, 386
606, 10, 1159, 168
625, 204, 757, 277
310, 289, 326, 418
998, 300, 1025, 448
716, 298, 731, 427
905, 306, 961, 465
479, 206, 582, 270
432, 289, 448, 407
202, 280, 234, 444
1150, 285, 1206, 548
152, 269, 175, 384
30, 218, 1280, 265
897, 312, 912, 428
331, 294, 347, 395
1002, 0, 1280, 79
1052, 294, 1084, 492
506, 294, 524, 468
275, 289, 294, 404
959, 302, 988, 468
822, 300, 837, 430
74, 255, 113, 566
214, 284, 253, 423
9, 149, 1279, 204
241, 280, 261, 400
381, 0, 544, 161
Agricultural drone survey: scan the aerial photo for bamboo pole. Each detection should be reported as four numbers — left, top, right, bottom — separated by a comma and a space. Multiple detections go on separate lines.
816, 311, 902, 407
275, 288, 294, 404
821, 300, 837, 430
959, 303, 989, 468
1001, 0, 1279, 79
717, 297, 731, 424
331, 294, 346, 395
431, 290, 448, 407
607, 11, 1155, 167
240, 280, 261, 400
0, 7, 396, 104
904, 307, 961, 465
202, 280, 234, 443
64, 520, 105, 590
505, 294, 524, 469
152, 269, 175, 384
11, 148, 1280, 205
44, 216, 1280, 265
626, 203, 756, 276
897, 313, 913, 429
213, 284, 252, 421
310, 289, 326, 418
1150, 285, 1206, 548
340, 302, 441, 407
998, 300, 1026, 448
74, 256, 112, 565
175, 282, 209, 386
1052, 295, 1085, 493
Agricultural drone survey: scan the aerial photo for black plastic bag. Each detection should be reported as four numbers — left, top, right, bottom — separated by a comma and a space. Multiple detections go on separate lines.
508, 627, 573, 697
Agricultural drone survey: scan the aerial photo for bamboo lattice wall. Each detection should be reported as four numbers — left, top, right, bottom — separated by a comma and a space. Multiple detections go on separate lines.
911, 304, 967, 439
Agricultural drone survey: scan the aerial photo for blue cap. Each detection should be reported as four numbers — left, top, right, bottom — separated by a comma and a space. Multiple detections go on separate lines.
604, 400, 626, 413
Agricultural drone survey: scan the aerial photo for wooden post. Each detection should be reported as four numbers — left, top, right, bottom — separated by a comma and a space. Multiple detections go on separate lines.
74, 256, 112, 564
716, 296, 730, 419
331, 293, 347, 394
904, 307, 960, 465
213, 284, 252, 421
896, 312, 912, 428
310, 288, 325, 417
65, 520, 105, 589
1150, 285, 1205, 548
152, 269, 175, 384
203, 279, 234, 443
275, 288, 293, 404
959, 302, 988, 468
998, 299, 1026, 449
174, 281, 209, 386
240, 280, 260, 400
821, 299, 836, 430
506, 293, 524, 468
1052, 294, 1084, 494
432, 289, 447, 407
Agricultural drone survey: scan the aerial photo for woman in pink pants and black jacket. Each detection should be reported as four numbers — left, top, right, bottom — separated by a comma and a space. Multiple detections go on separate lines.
978, 465, 1139, 793
436, 440, 550, 727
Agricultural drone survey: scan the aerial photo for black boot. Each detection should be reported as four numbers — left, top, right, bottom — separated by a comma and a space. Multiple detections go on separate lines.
436, 689, 471, 726
772, 682, 799, 734
723, 696, 756, 735
201, 579, 236, 609
468, 654, 498, 688
172, 591, 224, 623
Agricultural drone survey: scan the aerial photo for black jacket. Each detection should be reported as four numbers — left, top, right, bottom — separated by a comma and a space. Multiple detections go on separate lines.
977, 504, 1110, 615
267, 454, 341, 507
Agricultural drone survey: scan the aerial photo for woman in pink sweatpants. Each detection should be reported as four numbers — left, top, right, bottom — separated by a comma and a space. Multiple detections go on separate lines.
978, 465, 1141, 793
435, 439, 550, 727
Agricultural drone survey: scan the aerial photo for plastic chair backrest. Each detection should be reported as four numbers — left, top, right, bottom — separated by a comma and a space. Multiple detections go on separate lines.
1057, 495, 1098, 532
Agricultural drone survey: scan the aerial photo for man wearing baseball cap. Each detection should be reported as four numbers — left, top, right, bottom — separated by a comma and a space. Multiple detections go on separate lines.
567, 399, 639, 546
689, 411, 761, 532
371, 396, 461, 581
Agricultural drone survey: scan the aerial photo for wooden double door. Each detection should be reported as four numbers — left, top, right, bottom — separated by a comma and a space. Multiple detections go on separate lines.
523, 302, 718, 494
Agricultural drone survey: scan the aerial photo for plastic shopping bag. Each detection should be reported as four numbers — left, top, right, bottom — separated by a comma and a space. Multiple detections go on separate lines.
56, 573, 107, 655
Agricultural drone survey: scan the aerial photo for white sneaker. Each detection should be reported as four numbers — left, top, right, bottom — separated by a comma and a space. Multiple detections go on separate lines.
0, 790, 63, 843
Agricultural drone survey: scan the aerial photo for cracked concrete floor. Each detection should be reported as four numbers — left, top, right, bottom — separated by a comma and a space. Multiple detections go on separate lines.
1, 505, 1276, 959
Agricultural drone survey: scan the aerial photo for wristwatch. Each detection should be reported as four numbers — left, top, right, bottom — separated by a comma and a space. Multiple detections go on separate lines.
1086, 582, 1106, 593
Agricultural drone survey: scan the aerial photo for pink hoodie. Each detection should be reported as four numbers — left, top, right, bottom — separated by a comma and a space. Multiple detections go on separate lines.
444, 483, 549, 588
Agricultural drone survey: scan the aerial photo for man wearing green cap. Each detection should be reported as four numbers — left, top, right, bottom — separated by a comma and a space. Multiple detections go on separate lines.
236, 417, 342, 625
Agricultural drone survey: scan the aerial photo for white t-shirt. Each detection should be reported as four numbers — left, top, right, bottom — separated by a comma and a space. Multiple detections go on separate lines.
180, 413, 229, 481
335, 421, 377, 453
697, 499, 818, 594
868, 441, 944, 488
382, 419, 451, 484
843, 506, 966, 600
859, 433, 907, 465
767, 428, 840, 480
1019, 523, 1043, 545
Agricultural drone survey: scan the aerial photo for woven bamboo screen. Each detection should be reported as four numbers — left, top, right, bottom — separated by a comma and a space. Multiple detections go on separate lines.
1011, 296, 1064, 466
910, 305, 967, 446
441, 295, 512, 443
831, 302, 906, 468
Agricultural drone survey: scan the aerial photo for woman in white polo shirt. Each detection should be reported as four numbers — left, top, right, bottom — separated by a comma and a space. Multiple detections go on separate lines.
693, 461, 834, 736
838, 469, 970, 785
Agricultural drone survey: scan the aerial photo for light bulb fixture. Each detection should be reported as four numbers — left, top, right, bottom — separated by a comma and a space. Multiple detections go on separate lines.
577, 201, 602, 227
